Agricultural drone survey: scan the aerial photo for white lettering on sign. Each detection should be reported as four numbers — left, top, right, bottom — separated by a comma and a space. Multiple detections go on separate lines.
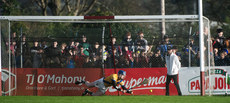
26, 74, 34, 85
109, 76, 167, 92
26, 74, 85, 85
189, 76, 230, 93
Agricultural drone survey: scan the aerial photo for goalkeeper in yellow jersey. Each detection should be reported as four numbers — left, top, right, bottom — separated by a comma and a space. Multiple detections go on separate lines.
75, 70, 133, 96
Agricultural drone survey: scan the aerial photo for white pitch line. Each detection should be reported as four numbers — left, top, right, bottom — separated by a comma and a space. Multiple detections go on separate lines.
132, 87, 166, 90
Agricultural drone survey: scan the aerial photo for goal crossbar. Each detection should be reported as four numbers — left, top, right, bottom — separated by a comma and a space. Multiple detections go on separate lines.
0, 15, 198, 22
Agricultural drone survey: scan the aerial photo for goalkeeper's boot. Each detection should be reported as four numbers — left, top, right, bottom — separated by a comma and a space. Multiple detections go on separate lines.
75, 81, 85, 85
82, 89, 90, 96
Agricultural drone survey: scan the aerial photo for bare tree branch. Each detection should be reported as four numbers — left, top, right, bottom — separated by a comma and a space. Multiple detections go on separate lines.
79, 0, 97, 16
33, 0, 48, 16
59, 0, 71, 15
33, 0, 96, 16
73, 0, 81, 16
2, 0, 10, 6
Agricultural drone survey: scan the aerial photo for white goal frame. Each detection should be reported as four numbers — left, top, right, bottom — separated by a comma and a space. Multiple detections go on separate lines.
0, 14, 209, 96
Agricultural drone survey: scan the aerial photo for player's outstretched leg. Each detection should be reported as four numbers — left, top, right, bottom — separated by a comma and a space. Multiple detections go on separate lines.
91, 89, 104, 96
75, 80, 95, 88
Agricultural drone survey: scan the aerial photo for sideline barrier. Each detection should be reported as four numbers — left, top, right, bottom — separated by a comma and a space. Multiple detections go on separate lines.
15, 68, 178, 96
180, 67, 230, 95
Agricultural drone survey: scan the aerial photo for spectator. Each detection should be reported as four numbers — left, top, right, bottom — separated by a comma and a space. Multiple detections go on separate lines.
213, 37, 223, 52
134, 32, 148, 53
213, 48, 220, 62
65, 54, 75, 68
184, 39, 198, 57
16, 34, 30, 56
59, 44, 69, 68
102, 45, 108, 64
90, 55, 101, 68
215, 51, 230, 66
149, 49, 164, 67
123, 46, 134, 68
11, 32, 18, 43
74, 46, 86, 68
40, 40, 48, 49
78, 46, 89, 56
106, 47, 120, 68
136, 50, 148, 68
80, 35, 90, 55
45, 40, 61, 68
83, 56, 92, 68
158, 35, 173, 58
182, 39, 198, 66
146, 45, 154, 56
74, 41, 80, 52
181, 49, 189, 67
67, 40, 75, 51
117, 55, 130, 68
107, 36, 122, 56
122, 32, 134, 52
214, 27, 226, 51
9, 41, 17, 56
30, 40, 42, 68
60, 43, 68, 56
91, 42, 101, 57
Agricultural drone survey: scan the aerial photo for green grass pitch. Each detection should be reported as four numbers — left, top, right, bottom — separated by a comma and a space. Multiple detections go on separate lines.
0, 95, 230, 103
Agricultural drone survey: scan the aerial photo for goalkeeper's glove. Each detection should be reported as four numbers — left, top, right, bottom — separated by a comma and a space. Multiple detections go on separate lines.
126, 90, 133, 94
116, 88, 121, 91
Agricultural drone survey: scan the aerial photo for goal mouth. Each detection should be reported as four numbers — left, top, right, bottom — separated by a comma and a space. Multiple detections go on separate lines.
1, 15, 215, 96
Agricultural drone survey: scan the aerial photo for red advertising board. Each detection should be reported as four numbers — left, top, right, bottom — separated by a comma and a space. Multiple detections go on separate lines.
16, 68, 102, 96
105, 68, 178, 95
16, 68, 178, 96
0, 72, 1, 96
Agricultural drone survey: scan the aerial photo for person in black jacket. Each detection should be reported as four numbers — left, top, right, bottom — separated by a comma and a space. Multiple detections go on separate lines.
149, 49, 164, 67
45, 40, 61, 68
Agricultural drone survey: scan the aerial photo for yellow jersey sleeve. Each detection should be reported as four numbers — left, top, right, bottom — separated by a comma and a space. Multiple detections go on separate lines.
103, 74, 125, 87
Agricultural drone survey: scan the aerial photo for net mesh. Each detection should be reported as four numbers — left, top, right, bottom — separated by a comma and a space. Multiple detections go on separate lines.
202, 17, 215, 96
6, 21, 205, 69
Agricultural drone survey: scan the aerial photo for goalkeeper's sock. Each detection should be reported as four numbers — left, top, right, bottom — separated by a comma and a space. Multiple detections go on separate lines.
87, 90, 93, 95
75, 80, 85, 85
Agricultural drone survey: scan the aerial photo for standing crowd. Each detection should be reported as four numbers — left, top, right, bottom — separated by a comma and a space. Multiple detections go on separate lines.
6, 28, 230, 69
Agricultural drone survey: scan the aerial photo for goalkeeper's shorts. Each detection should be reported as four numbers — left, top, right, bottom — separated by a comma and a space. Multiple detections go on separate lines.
94, 78, 108, 94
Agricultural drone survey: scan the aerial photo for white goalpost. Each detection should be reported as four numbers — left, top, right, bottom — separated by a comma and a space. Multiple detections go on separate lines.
198, 0, 205, 96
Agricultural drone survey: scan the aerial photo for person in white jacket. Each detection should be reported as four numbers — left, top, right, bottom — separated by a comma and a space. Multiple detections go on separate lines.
165, 46, 182, 96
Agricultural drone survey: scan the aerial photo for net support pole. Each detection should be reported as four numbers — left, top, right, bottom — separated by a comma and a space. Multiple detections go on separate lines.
225, 73, 228, 96
20, 27, 23, 68
0, 22, 2, 96
161, 0, 166, 39
198, 0, 205, 96
101, 26, 105, 77
8, 21, 11, 96
189, 27, 192, 67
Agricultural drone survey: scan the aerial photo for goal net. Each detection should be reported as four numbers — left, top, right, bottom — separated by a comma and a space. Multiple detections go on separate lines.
0, 15, 215, 96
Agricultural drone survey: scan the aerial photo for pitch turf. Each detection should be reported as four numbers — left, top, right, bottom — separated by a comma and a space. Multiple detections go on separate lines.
0, 95, 230, 103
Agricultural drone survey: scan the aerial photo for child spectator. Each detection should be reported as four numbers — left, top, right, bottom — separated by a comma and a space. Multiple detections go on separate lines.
122, 32, 134, 52
66, 54, 75, 68
135, 32, 148, 53
149, 49, 164, 67
215, 51, 230, 66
